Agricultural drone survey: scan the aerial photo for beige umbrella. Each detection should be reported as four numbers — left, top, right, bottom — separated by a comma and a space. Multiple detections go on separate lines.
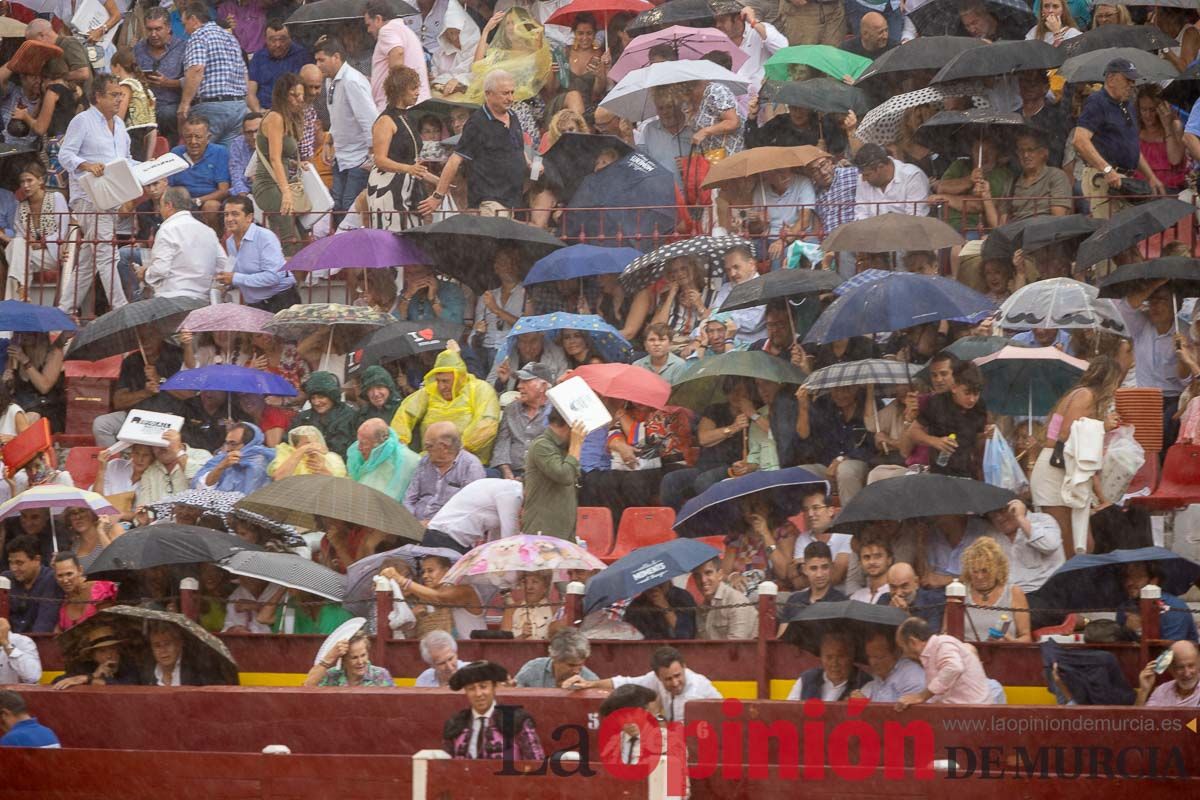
700, 145, 830, 188
822, 213, 966, 254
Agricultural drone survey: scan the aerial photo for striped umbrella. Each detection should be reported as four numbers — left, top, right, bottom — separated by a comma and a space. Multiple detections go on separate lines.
0, 486, 120, 552
803, 359, 918, 393
65, 296, 207, 361
218, 550, 348, 602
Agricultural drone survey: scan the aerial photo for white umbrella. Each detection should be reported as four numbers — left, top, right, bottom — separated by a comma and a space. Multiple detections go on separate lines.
997, 277, 1128, 335
599, 60, 748, 123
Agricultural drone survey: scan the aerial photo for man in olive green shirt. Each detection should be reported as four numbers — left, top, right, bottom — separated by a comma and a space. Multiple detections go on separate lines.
521, 409, 585, 539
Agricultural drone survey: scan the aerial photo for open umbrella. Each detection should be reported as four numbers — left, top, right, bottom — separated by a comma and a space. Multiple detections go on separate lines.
855, 36, 985, 87
345, 319, 459, 376
915, 109, 1030, 160
832, 268, 891, 296
1075, 198, 1195, 270
1059, 47, 1178, 85
760, 79, 869, 116
1036, 546, 1200, 610
717, 268, 843, 313
236, 475, 424, 541
219, 550, 348, 602
502, 312, 633, 363
525, 244, 640, 285
0, 485, 118, 552
442, 534, 607, 591
65, 296, 206, 361
1061, 24, 1177, 56
619, 235, 750, 292
909, 0, 1036, 39
804, 273, 994, 345
542, 132, 634, 201
974, 345, 1088, 418
626, 0, 718, 35
912, 335, 1010, 384
1098, 257, 1200, 300
834, 473, 1016, 532
161, 364, 298, 397
673, 467, 827, 538
342, 544, 462, 607
563, 363, 671, 409
998, 277, 1128, 334
763, 45, 871, 83
855, 85, 988, 145
931, 40, 1064, 84
178, 304, 275, 335
609, 24, 747, 83
263, 303, 393, 353
58, 605, 239, 685
285, 228, 429, 272
0, 300, 76, 332
600, 60, 748, 123
822, 213, 966, 254
287, 0, 417, 25
980, 214, 1102, 262
402, 215, 565, 294
86, 523, 265, 579
667, 350, 808, 409
546, 0, 653, 29
803, 359, 918, 393
583, 538, 720, 613
699, 145, 829, 188
560, 152, 678, 247
147, 488, 244, 526
779, 600, 909, 659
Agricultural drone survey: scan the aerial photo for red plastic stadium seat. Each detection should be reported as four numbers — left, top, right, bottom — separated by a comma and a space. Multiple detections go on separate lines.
694, 535, 727, 557
605, 507, 677, 564
575, 507, 613, 556
1129, 444, 1200, 511
65, 446, 102, 490
1033, 613, 1078, 640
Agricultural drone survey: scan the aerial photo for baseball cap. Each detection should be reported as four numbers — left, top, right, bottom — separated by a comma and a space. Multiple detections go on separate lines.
515, 362, 554, 383
1103, 58, 1140, 81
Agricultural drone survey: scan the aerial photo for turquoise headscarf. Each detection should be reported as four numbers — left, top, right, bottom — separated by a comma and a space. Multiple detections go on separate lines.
345, 427, 418, 502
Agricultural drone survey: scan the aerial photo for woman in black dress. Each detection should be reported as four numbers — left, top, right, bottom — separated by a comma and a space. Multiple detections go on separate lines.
366, 66, 436, 231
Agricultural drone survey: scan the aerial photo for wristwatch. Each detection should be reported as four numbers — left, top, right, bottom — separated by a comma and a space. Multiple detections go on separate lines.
1102, 165, 1114, 175
765, 544, 778, 556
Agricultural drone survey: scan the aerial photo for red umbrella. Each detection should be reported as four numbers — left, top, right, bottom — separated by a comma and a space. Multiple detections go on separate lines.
564, 363, 671, 410
546, 0, 655, 28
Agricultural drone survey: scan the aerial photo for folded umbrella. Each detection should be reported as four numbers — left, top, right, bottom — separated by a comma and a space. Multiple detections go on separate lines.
673, 467, 827, 538
626, 0, 718, 35
909, 0, 1036, 39
65, 296, 207, 361
779, 600, 909, 659
600, 60, 748, 123
998, 277, 1128, 333
717, 268, 843, 313
443, 534, 607, 591
699, 145, 830, 188
402, 215, 565, 294
563, 363, 671, 409
619, 235, 751, 292
1098, 257, 1200, 300
178, 304, 276, 335
821, 213, 966, 254
931, 39, 1064, 84
760, 79, 869, 116
1075, 198, 1195, 270
160, 364, 298, 397
763, 45, 871, 83
980, 214, 1102, 262
1036, 546, 1200, 610
285, 228, 429, 272
525, 244, 641, 285
346, 320, 459, 376
583, 538, 720, 613
86, 523, 265, 579
236, 475, 425, 541
219, 550, 348, 602
974, 345, 1088, 417
803, 359, 918, 393
0, 300, 76, 332
502, 312, 633, 364
1061, 24, 1177, 57
834, 473, 1017, 533
1059, 47, 1178, 85
667, 350, 808, 409
855, 36, 985, 87
609, 24, 748, 83
1040, 640, 1135, 706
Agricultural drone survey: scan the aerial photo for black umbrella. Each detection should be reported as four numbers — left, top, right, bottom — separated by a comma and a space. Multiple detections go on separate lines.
931, 40, 1064, 84
542, 132, 634, 200
86, 524, 266, 579
402, 216, 565, 294
760, 79, 870, 116
1037, 546, 1200, 609
780, 600, 910, 660
1098, 257, 1200, 300
627, 0, 716, 35
346, 319, 460, 377
287, 0, 417, 25
855, 36, 985, 87
915, 108, 1030, 155
618, 235, 750, 292
65, 296, 207, 361
1059, 47, 1178, 85
980, 214, 1102, 262
408, 97, 480, 119
834, 473, 1016, 532
909, 0, 1036, 40
1075, 198, 1195, 270
718, 268, 843, 313
1061, 24, 1177, 57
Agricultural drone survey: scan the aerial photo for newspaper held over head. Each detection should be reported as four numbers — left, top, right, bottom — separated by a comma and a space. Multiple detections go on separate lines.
546, 376, 611, 434
79, 153, 189, 211
106, 409, 184, 455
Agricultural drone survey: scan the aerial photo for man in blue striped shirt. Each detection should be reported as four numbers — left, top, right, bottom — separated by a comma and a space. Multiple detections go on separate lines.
216, 196, 299, 312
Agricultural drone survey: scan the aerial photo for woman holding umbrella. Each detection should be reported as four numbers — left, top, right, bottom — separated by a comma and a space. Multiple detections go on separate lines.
5, 330, 65, 432
472, 246, 526, 374
648, 257, 711, 354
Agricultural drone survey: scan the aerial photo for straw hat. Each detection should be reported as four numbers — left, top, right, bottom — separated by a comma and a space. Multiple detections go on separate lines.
79, 624, 126, 654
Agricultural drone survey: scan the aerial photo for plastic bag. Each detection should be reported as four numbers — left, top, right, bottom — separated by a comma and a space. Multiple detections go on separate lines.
1100, 425, 1145, 503
983, 428, 1028, 493
786, 240, 824, 269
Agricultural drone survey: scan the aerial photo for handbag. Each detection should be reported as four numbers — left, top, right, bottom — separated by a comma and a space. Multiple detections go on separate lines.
255, 141, 311, 213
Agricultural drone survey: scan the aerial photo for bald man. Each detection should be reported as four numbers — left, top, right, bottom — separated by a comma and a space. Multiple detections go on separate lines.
299, 63, 329, 154
842, 11, 894, 59
1137, 641, 1200, 707
348, 417, 421, 502
1, 19, 92, 86
882, 563, 945, 632
404, 421, 485, 522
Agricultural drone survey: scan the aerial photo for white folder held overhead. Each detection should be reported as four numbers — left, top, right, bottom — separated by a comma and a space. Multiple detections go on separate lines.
547, 376, 611, 434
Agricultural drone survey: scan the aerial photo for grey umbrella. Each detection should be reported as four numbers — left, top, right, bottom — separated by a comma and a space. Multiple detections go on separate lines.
236, 475, 425, 542
1059, 47, 1178, 85
218, 550, 348, 602
998, 277, 1128, 334
65, 297, 207, 361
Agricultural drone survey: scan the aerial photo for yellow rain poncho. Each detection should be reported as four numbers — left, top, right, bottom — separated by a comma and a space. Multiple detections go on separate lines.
391, 350, 501, 463
463, 7, 553, 104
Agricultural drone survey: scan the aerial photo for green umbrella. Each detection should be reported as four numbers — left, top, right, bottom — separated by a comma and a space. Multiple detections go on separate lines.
763, 45, 871, 83
668, 351, 808, 409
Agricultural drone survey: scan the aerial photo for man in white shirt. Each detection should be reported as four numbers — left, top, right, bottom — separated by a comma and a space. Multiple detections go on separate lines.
851, 143, 930, 220
148, 624, 186, 686
365, 0, 431, 111
139, 186, 228, 301
710, 244, 767, 344
0, 618, 41, 685
849, 535, 893, 604
714, 5, 787, 100
222, 577, 277, 634
56, 74, 132, 314
315, 37, 379, 215
422, 477, 523, 553
985, 499, 1064, 593
791, 489, 853, 589
564, 646, 723, 723
414, 630, 460, 687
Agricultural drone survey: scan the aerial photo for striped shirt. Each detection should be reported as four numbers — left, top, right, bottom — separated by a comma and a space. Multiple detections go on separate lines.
183, 22, 247, 99
814, 165, 859, 236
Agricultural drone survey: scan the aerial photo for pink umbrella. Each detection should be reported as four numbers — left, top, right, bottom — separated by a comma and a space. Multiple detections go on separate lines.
179, 304, 276, 334
608, 25, 748, 83
563, 363, 671, 409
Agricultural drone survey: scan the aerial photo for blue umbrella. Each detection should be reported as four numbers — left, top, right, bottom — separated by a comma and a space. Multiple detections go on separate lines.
804, 272, 995, 345
674, 467, 828, 538
161, 365, 299, 396
524, 245, 642, 285
0, 300, 77, 332
583, 538, 720, 614
503, 312, 633, 363
559, 152, 678, 252
1036, 547, 1200, 610
832, 269, 891, 296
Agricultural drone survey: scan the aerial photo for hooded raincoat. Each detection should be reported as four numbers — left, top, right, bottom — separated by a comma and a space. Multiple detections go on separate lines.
288, 371, 359, 458
346, 426, 420, 502
194, 422, 276, 494
356, 366, 403, 428
391, 350, 501, 462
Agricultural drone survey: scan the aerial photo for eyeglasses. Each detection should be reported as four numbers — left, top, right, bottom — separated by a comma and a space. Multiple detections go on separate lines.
802, 505, 829, 514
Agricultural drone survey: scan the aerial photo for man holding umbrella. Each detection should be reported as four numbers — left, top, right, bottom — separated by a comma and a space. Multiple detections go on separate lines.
1116, 279, 1191, 447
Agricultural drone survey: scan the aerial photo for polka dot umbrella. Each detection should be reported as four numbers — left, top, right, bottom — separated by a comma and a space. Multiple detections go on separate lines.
618, 235, 751, 293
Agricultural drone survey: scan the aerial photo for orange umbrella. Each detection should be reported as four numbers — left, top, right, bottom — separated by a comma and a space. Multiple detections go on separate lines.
700, 145, 830, 188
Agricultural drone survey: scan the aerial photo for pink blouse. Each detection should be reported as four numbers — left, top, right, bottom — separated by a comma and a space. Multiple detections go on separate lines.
58, 580, 118, 631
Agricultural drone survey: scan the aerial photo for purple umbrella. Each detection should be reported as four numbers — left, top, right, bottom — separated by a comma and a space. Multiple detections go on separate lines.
179, 304, 277, 334
285, 228, 429, 272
